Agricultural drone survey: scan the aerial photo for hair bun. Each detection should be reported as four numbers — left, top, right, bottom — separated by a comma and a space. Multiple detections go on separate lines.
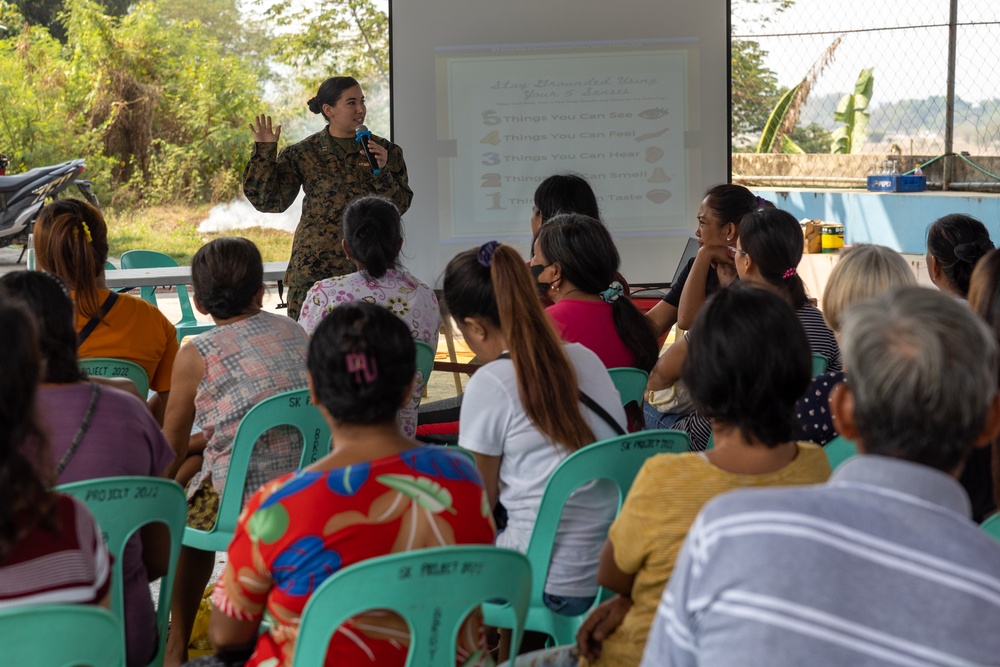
307, 96, 322, 114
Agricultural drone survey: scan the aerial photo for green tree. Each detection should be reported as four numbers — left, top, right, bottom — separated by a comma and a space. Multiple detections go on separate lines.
732, 39, 783, 139
787, 122, 833, 153
8, 0, 130, 41
831, 67, 874, 154
264, 0, 390, 132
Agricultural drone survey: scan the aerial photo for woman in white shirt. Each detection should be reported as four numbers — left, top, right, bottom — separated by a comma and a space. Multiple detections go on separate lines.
443, 241, 627, 657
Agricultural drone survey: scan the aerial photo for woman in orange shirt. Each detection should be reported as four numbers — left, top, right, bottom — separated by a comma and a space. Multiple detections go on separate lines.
33, 199, 177, 422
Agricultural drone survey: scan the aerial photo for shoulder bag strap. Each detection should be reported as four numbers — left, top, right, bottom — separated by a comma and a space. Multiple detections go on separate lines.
77, 291, 119, 346
54, 382, 102, 477
495, 352, 626, 436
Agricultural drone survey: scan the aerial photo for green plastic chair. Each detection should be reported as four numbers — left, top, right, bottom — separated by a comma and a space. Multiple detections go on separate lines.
824, 435, 858, 471
58, 477, 187, 667
183, 387, 330, 553
981, 514, 1000, 542
811, 353, 829, 376
482, 429, 690, 647
79, 357, 151, 397
607, 367, 648, 407
414, 339, 435, 405
292, 546, 533, 667
0, 604, 124, 667
120, 250, 214, 342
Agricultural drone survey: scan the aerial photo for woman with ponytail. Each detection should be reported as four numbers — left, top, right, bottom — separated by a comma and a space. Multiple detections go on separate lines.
244, 76, 412, 319
33, 198, 178, 423
298, 196, 440, 438
445, 241, 626, 625
532, 213, 658, 372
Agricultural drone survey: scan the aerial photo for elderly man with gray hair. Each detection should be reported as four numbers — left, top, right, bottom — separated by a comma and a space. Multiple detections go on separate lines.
641, 286, 1000, 666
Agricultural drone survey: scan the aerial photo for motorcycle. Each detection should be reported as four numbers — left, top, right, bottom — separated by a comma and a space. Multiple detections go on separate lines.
0, 157, 100, 262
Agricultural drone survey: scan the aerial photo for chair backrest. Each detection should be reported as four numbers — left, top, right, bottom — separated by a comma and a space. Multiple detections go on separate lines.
607, 367, 649, 407
57, 477, 187, 667
414, 339, 435, 405
0, 604, 124, 667
811, 353, 829, 376
525, 429, 689, 601
292, 546, 532, 667
197, 388, 331, 547
981, 514, 1000, 543
120, 250, 201, 324
824, 435, 858, 471
79, 358, 150, 397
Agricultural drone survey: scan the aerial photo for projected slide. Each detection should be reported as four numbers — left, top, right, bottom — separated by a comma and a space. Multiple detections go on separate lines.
437, 40, 695, 240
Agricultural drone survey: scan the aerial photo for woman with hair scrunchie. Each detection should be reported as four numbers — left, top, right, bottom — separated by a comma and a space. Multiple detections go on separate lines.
531, 213, 658, 373
646, 208, 841, 449
926, 213, 995, 298
244, 76, 412, 320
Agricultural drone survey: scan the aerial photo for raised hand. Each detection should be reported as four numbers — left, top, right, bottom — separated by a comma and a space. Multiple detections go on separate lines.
250, 114, 281, 143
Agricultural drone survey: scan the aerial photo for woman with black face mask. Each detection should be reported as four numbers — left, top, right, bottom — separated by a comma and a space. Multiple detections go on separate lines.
530, 214, 658, 373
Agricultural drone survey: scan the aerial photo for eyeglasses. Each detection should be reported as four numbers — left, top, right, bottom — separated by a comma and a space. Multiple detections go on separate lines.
727, 245, 747, 259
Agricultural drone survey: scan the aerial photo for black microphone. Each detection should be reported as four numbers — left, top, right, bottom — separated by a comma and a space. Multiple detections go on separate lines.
355, 125, 381, 175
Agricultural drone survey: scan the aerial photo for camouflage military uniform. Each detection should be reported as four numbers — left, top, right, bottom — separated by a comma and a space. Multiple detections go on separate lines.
242, 129, 413, 319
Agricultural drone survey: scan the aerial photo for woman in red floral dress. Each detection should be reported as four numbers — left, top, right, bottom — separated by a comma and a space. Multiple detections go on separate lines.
196, 302, 496, 667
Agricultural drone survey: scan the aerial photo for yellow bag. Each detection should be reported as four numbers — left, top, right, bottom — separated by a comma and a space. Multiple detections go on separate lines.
189, 584, 216, 656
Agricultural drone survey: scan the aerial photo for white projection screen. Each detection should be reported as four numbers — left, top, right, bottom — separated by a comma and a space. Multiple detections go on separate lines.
390, 0, 730, 284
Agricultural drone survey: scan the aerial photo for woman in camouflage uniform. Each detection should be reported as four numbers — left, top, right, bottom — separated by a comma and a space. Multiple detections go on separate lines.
243, 76, 413, 319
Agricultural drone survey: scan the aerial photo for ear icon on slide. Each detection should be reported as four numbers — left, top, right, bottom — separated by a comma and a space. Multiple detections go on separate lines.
644, 146, 664, 163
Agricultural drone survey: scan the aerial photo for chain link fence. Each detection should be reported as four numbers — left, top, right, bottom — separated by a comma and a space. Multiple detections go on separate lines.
731, 0, 1000, 190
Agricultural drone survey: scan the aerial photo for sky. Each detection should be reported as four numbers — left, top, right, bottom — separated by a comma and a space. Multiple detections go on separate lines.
736, 0, 999, 105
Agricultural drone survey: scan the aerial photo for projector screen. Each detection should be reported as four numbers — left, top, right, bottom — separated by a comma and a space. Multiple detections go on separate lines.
391, 0, 729, 284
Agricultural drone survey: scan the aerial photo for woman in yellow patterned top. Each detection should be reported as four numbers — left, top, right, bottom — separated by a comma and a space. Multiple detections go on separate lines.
574, 283, 832, 667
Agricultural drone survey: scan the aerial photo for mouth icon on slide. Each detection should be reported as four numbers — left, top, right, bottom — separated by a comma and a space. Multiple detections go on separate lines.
646, 189, 671, 204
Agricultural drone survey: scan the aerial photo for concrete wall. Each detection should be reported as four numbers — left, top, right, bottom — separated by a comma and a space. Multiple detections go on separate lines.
756, 188, 1000, 254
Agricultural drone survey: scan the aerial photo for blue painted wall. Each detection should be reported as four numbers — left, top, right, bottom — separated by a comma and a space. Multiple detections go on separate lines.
756, 189, 1000, 254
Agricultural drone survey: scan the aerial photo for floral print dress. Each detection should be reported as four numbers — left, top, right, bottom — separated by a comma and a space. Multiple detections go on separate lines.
297, 268, 441, 438
212, 446, 496, 667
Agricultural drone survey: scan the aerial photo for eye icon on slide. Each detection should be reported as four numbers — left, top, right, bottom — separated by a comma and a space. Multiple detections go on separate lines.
638, 108, 669, 119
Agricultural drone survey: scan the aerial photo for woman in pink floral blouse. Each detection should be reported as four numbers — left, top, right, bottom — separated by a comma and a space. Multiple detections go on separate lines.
298, 196, 440, 437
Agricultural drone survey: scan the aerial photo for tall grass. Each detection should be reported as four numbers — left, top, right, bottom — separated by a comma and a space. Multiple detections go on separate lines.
104, 205, 293, 264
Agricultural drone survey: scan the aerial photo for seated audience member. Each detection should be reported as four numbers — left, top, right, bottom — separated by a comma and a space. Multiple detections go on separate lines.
571, 284, 831, 667
33, 198, 178, 422
645, 184, 761, 337
193, 303, 495, 667
1, 271, 173, 667
530, 173, 633, 304
163, 238, 310, 667
0, 297, 111, 612
969, 249, 1000, 519
297, 195, 440, 437
445, 242, 626, 655
926, 212, 994, 298
795, 244, 915, 445
925, 215, 995, 519
642, 286, 1000, 667
647, 207, 841, 447
531, 213, 658, 372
